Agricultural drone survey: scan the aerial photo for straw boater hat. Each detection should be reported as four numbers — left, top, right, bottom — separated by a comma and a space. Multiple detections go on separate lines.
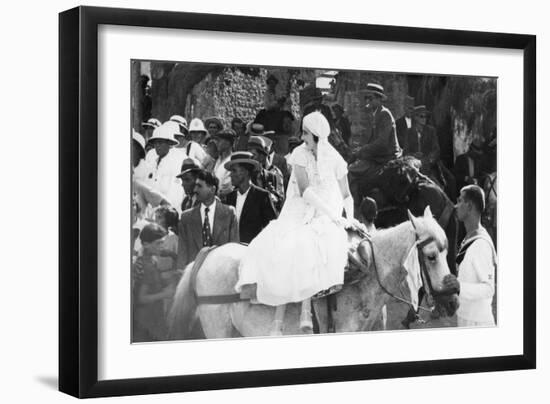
246, 122, 265, 136
365, 83, 387, 100
176, 157, 202, 178
169, 115, 189, 133
248, 136, 269, 156
204, 117, 224, 131
188, 118, 207, 134
147, 123, 179, 146
224, 151, 261, 172
141, 118, 162, 129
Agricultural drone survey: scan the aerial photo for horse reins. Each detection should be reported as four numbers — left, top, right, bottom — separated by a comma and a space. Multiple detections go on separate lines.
358, 229, 434, 313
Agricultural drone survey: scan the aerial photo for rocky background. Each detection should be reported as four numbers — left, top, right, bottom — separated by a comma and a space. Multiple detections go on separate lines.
132, 60, 496, 165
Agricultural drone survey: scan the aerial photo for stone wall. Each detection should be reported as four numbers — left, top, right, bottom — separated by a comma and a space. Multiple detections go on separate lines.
147, 62, 315, 132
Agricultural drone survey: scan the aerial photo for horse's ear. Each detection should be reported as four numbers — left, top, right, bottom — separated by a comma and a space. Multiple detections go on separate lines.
407, 209, 418, 230
423, 205, 433, 218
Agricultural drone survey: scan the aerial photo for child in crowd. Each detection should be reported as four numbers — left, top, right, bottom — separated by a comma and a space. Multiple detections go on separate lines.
132, 223, 176, 342
359, 196, 378, 234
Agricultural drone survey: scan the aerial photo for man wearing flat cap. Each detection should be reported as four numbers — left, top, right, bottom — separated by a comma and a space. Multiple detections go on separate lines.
225, 152, 278, 243
213, 128, 236, 201
348, 83, 402, 208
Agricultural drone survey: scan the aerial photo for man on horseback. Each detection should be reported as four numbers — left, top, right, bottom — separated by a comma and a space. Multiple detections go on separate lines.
348, 83, 402, 212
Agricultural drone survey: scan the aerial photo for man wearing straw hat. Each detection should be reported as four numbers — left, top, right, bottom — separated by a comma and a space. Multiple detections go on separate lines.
225, 151, 278, 243
348, 83, 402, 208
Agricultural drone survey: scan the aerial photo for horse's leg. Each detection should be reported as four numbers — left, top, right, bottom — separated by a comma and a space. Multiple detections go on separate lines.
196, 304, 235, 339
230, 302, 306, 337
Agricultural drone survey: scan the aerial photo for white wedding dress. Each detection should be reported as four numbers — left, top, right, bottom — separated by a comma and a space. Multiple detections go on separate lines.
235, 143, 349, 306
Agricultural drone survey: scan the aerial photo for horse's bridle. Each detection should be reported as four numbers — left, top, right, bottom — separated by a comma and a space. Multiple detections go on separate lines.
356, 225, 450, 313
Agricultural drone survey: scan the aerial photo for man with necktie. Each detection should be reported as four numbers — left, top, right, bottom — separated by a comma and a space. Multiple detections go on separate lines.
176, 170, 239, 270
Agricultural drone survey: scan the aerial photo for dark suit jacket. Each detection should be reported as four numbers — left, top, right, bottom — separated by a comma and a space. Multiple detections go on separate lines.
403, 124, 440, 165
395, 115, 411, 150
357, 106, 402, 164
176, 198, 239, 269
226, 184, 278, 244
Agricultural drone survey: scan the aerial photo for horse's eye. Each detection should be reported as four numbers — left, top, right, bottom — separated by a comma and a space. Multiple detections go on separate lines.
427, 255, 437, 262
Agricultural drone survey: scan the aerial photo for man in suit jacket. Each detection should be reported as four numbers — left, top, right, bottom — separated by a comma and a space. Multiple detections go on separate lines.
176, 157, 202, 212
348, 83, 402, 207
403, 105, 440, 165
176, 170, 239, 269
405, 105, 457, 200
395, 95, 415, 149
225, 152, 278, 243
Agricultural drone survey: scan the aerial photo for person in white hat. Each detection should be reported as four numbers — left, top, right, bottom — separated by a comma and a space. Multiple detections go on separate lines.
131, 130, 170, 225
141, 118, 162, 145
185, 118, 212, 168
143, 122, 186, 212
235, 111, 359, 336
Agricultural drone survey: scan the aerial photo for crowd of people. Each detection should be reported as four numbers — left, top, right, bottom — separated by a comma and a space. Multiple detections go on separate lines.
131, 78, 497, 341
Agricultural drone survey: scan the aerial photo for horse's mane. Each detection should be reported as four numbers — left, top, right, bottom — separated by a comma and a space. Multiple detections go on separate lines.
374, 214, 448, 253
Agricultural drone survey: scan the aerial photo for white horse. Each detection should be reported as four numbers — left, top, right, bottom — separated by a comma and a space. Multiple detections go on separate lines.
168, 206, 459, 339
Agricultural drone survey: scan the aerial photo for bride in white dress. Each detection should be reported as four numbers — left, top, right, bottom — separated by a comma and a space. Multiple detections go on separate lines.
235, 111, 356, 335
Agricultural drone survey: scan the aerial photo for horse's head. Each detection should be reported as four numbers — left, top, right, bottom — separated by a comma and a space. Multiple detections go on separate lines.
408, 206, 459, 317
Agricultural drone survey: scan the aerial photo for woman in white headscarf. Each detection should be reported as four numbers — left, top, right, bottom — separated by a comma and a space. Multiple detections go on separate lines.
235, 111, 356, 335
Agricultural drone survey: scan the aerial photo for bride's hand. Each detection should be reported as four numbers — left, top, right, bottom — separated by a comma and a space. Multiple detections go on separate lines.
334, 217, 352, 229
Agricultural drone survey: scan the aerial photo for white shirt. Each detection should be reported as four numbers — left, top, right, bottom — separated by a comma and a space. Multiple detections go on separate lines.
235, 186, 251, 221
405, 116, 412, 129
200, 201, 217, 231
214, 154, 233, 195
144, 148, 184, 211
456, 232, 497, 324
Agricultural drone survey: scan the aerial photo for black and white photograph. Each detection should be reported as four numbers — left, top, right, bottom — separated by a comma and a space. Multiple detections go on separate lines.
130, 60, 498, 342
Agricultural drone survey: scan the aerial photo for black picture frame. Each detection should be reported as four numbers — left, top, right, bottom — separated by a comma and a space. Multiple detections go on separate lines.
59, 5, 536, 398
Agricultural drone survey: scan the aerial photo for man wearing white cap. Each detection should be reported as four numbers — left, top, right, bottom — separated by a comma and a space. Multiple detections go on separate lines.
185, 118, 211, 168
348, 83, 402, 208
132, 130, 170, 222
141, 118, 162, 145
143, 122, 186, 211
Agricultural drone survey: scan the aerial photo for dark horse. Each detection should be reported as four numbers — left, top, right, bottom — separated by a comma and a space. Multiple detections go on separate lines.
363, 156, 458, 276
